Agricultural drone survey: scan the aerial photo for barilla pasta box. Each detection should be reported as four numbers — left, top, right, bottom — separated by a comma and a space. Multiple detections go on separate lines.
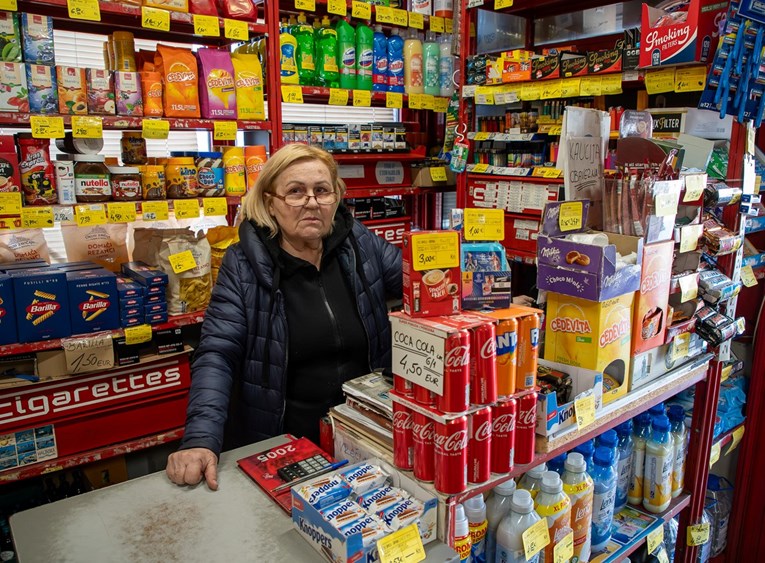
121, 261, 168, 288
144, 302, 167, 316
543, 291, 633, 404
11, 269, 71, 342
0, 260, 48, 272
0, 274, 17, 345
632, 241, 674, 355
66, 269, 119, 335
402, 230, 461, 318
116, 275, 143, 299
145, 311, 168, 325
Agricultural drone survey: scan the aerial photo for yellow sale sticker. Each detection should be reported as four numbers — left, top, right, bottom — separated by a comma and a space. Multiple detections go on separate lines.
645, 68, 676, 95
174, 199, 200, 219
21, 207, 54, 229
124, 324, 153, 346
520, 83, 541, 101
376, 6, 393, 23
141, 6, 170, 32
675, 66, 706, 92
647, 525, 664, 554
683, 174, 706, 202
213, 120, 238, 141
410, 231, 460, 271
522, 518, 550, 560
495, 0, 513, 8
429, 167, 448, 182
329, 88, 349, 106
433, 97, 450, 113
740, 265, 758, 287
0, 0, 17, 11
168, 250, 198, 274
142, 200, 169, 221
75, 204, 107, 227
655, 190, 679, 217
464, 208, 504, 241
281, 85, 304, 104
472, 163, 490, 173
553, 532, 574, 563
353, 89, 372, 107
726, 425, 745, 455
678, 274, 698, 302
30, 116, 65, 139
295, 0, 315, 11
444, 17, 453, 33
541, 80, 563, 100
203, 197, 228, 216
68, 0, 100, 21
559, 201, 583, 232
376, 524, 425, 563
328, 0, 347, 16
687, 523, 710, 547
352, 1, 372, 20
142, 119, 170, 140
386, 92, 403, 108
601, 74, 623, 95
107, 202, 137, 223
0, 192, 21, 215
409, 12, 424, 29
390, 8, 408, 26
579, 76, 602, 96
430, 16, 444, 33
679, 224, 703, 253
560, 78, 581, 98
224, 18, 249, 41
670, 332, 691, 363
193, 14, 220, 37
71, 116, 103, 139
575, 394, 596, 429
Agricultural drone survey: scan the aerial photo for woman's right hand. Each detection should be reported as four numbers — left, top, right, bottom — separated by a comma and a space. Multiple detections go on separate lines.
166, 448, 219, 490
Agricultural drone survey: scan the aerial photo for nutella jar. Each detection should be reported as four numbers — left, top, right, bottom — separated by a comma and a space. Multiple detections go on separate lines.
74, 155, 111, 202
109, 166, 141, 201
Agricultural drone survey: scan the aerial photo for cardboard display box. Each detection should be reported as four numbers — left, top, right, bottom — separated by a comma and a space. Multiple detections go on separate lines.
536, 359, 603, 437
402, 231, 461, 318
632, 241, 675, 354
629, 333, 708, 390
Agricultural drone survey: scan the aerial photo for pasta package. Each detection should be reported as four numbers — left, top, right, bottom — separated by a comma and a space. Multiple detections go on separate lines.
62, 223, 128, 272
232, 53, 265, 120
155, 45, 200, 118
206, 225, 238, 285
0, 228, 50, 263
157, 228, 211, 314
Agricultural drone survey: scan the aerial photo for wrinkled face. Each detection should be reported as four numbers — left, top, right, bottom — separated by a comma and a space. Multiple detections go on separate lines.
267, 159, 338, 244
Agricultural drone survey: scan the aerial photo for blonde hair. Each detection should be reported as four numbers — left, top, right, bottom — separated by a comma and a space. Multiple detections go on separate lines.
241, 144, 346, 237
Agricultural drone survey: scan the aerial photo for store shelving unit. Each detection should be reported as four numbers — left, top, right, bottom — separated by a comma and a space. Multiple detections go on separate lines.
0, 113, 271, 131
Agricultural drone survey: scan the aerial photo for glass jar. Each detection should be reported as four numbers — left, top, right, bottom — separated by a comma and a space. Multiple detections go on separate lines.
120, 132, 147, 165
195, 151, 224, 197
109, 166, 142, 201
74, 154, 111, 202
141, 165, 167, 200
165, 157, 198, 199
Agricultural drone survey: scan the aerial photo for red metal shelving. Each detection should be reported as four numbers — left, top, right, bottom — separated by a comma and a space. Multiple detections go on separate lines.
467, 172, 565, 184
332, 147, 427, 163
0, 113, 270, 132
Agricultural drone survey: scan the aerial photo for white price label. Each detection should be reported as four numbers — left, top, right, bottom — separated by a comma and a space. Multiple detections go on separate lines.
390, 317, 446, 395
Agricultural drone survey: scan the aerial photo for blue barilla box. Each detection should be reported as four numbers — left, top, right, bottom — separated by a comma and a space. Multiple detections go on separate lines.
66, 269, 119, 335
11, 269, 71, 342
0, 274, 17, 345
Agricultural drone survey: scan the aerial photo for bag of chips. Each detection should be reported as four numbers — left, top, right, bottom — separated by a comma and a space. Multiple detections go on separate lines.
219, 0, 257, 21
0, 228, 50, 263
62, 223, 128, 272
157, 228, 212, 314
155, 45, 200, 118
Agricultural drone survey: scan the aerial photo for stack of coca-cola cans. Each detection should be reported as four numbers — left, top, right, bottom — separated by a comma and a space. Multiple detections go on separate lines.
391, 311, 541, 496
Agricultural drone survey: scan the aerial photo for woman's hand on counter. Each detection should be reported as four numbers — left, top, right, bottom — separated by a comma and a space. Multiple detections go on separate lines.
166, 448, 219, 490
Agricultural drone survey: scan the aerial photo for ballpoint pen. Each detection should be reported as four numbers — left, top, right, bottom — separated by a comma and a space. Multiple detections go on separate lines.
271, 459, 350, 493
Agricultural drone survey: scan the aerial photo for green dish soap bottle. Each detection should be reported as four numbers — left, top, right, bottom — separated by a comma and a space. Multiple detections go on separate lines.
294, 12, 315, 86
336, 18, 356, 90
316, 15, 339, 88
355, 21, 374, 90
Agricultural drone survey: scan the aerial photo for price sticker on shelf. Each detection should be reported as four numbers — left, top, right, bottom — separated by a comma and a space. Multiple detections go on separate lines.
327, 0, 347, 16
193, 14, 220, 37
107, 202, 137, 223
75, 204, 107, 227
670, 332, 691, 363
353, 89, 371, 107
0, 0, 17, 11
429, 167, 448, 182
678, 274, 698, 302
710, 441, 721, 467
560, 78, 581, 98
679, 224, 703, 253
495, 0, 513, 9
391, 8, 408, 27
474, 86, 495, 105
329, 88, 349, 106
740, 265, 758, 287
386, 92, 403, 109
601, 73, 623, 95
522, 518, 550, 560
410, 231, 460, 271
575, 394, 596, 430
352, 1, 372, 20
727, 425, 745, 455
580, 76, 602, 96
67, 0, 100, 21
675, 66, 706, 93
464, 208, 504, 240
645, 68, 676, 95
520, 83, 540, 101
408, 92, 425, 109
124, 324, 153, 346
473, 131, 491, 141
655, 190, 678, 217
21, 207, 54, 229
54, 206, 74, 224
721, 363, 733, 383
213, 120, 237, 141
281, 85, 304, 104
142, 200, 169, 221
203, 197, 228, 216
559, 201, 583, 232
541, 80, 562, 100
295, 0, 315, 11
553, 532, 574, 563
174, 199, 201, 219
445, 17, 453, 33
472, 163, 490, 173
683, 174, 705, 202
142, 6, 170, 31
430, 15, 444, 33
376, 6, 393, 23
224, 18, 249, 41
30, 116, 65, 139
168, 250, 198, 274
409, 12, 424, 29
433, 96, 449, 113
71, 116, 103, 139
376, 524, 425, 563
548, 125, 562, 136
687, 523, 710, 547
0, 192, 21, 215
532, 167, 562, 179
142, 119, 170, 140
646, 526, 664, 554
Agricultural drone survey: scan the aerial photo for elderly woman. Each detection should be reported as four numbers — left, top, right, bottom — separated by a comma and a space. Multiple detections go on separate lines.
166, 144, 402, 489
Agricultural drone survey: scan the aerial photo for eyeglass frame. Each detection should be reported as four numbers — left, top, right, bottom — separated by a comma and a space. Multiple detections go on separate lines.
267, 189, 339, 207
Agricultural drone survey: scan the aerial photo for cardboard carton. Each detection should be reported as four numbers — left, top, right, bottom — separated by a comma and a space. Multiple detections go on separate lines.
535, 359, 603, 436
402, 231, 461, 318
629, 333, 707, 390
632, 241, 674, 354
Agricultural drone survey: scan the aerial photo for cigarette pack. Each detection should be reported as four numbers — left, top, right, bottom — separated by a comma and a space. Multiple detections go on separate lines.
11, 269, 71, 342
66, 269, 119, 335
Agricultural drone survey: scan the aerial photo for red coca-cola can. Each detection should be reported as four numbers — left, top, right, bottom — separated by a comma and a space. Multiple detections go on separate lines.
515, 391, 538, 465
392, 402, 414, 471
436, 329, 470, 414
414, 384, 436, 407
412, 412, 435, 482
434, 415, 469, 495
470, 323, 498, 406
467, 407, 492, 484
491, 398, 517, 474
393, 374, 413, 397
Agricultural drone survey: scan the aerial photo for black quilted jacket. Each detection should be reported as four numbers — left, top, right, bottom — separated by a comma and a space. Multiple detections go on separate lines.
179, 206, 402, 455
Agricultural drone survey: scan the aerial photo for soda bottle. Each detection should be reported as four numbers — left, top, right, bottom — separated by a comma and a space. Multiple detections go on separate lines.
591, 446, 617, 553
496, 489, 542, 563
668, 405, 688, 498
464, 495, 488, 563
485, 479, 516, 563
534, 471, 572, 563
628, 413, 652, 506
562, 452, 593, 562
614, 420, 634, 513
517, 463, 546, 500
643, 415, 673, 513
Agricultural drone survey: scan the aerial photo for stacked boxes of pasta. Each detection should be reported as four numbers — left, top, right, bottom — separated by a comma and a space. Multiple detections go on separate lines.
121, 262, 169, 326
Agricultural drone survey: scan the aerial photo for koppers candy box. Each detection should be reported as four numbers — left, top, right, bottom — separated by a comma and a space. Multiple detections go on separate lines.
0, 274, 16, 345
402, 231, 461, 318
11, 269, 71, 342
66, 269, 119, 335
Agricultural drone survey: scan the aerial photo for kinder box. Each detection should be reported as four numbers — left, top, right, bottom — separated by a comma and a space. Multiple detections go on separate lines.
629, 332, 708, 390
535, 359, 603, 437
66, 269, 119, 335
543, 291, 633, 404
11, 269, 71, 342
632, 241, 674, 354
0, 274, 16, 346
402, 231, 461, 318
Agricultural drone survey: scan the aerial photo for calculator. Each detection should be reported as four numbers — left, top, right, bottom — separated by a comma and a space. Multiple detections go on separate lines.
276, 455, 332, 482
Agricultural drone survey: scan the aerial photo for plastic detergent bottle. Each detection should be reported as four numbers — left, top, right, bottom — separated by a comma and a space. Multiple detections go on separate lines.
596, 430, 619, 469
668, 405, 688, 498
517, 463, 546, 500
403, 30, 423, 94
534, 471, 572, 563
496, 489, 542, 563
614, 420, 634, 513
434, 0, 453, 18
287, 13, 297, 32
485, 479, 516, 563
355, 22, 373, 90
294, 13, 315, 86
423, 31, 440, 96
562, 452, 593, 563
547, 452, 567, 476
590, 446, 617, 553
279, 19, 299, 84
573, 440, 595, 473
372, 24, 388, 92
387, 28, 405, 92
643, 415, 674, 513
628, 412, 652, 506
439, 33, 454, 97
336, 18, 356, 89
410, 0, 431, 15
315, 16, 339, 88
453, 503, 472, 562
464, 495, 488, 563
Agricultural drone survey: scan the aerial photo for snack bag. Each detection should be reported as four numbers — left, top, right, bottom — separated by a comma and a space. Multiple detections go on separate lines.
206, 225, 238, 284
220, 0, 257, 21
232, 53, 265, 120
157, 228, 212, 314
197, 48, 236, 120
155, 45, 200, 118
140, 70, 164, 117
189, 0, 218, 16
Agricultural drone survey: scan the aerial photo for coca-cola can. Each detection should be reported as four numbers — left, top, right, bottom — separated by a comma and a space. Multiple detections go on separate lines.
467, 407, 492, 484
436, 329, 470, 414
470, 323, 498, 406
434, 415, 469, 495
412, 412, 435, 482
393, 374, 413, 398
515, 391, 537, 465
491, 398, 516, 474
393, 402, 414, 471
414, 384, 436, 407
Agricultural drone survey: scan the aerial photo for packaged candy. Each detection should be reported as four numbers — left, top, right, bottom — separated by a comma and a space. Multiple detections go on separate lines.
339, 463, 388, 495
320, 500, 368, 529
189, 0, 218, 16
155, 45, 200, 118
340, 515, 389, 547
357, 486, 407, 514
220, 0, 257, 21
17, 134, 56, 205
379, 497, 425, 531
299, 476, 352, 510
197, 48, 236, 120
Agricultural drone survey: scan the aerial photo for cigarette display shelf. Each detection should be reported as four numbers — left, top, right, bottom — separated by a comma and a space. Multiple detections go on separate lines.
0, 113, 271, 132
331, 147, 427, 163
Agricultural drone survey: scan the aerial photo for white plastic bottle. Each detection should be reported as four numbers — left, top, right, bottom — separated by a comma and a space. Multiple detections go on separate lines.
517, 463, 547, 500
562, 452, 593, 563
534, 471, 572, 563
496, 489, 542, 563
423, 30, 440, 96
591, 446, 617, 553
453, 503, 472, 562
438, 33, 454, 97
434, 0, 453, 18
464, 495, 488, 563
643, 415, 673, 513
485, 479, 516, 563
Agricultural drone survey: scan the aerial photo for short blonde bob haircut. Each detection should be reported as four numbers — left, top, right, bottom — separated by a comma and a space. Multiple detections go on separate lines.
241, 144, 346, 238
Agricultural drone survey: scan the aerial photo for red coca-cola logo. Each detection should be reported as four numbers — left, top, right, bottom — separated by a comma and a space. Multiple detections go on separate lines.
480, 338, 497, 359
26, 302, 60, 315
445, 345, 469, 367
473, 420, 492, 442
492, 413, 516, 434
411, 419, 434, 441
433, 429, 468, 452
518, 408, 536, 428
393, 410, 412, 431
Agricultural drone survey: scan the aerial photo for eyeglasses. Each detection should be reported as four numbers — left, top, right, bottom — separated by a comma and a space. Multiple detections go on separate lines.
269, 189, 338, 207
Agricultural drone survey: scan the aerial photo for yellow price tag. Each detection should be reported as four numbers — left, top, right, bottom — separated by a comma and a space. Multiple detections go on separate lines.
224, 18, 249, 41
464, 208, 504, 241
430, 16, 444, 33
549, 125, 562, 136
295, 0, 315, 11
30, 116, 65, 139
376, 523, 426, 563
328, 0, 347, 16
675, 66, 706, 93
726, 425, 745, 455
142, 119, 170, 140
124, 324, 153, 346
174, 199, 200, 219
193, 14, 220, 37
580, 76, 602, 96
213, 120, 238, 141
390, 8, 408, 26
0, 0, 17, 11
445, 18, 453, 33
683, 174, 706, 202
142, 200, 170, 221
376, 5, 393, 23
521, 83, 541, 101
71, 116, 103, 139
679, 224, 703, 253
20, 207, 54, 229
740, 265, 758, 287
522, 518, 550, 560
721, 363, 733, 383
407, 11, 424, 29
386, 92, 403, 108
645, 68, 676, 95
281, 84, 304, 104
329, 88, 349, 106
601, 74, 623, 95
429, 167, 448, 182
532, 167, 561, 179
495, 0, 513, 9
655, 191, 678, 217
559, 201, 583, 232
168, 250, 198, 274
68, 0, 100, 21
408, 92, 424, 109
352, 1, 372, 20
410, 231, 460, 271
678, 274, 698, 302
107, 202, 137, 223
203, 197, 228, 216
647, 526, 664, 554
353, 89, 372, 107
141, 6, 170, 32
560, 78, 581, 98
709, 441, 721, 467
75, 204, 107, 227
472, 163, 490, 174
473, 132, 491, 141
475, 86, 495, 105
553, 532, 574, 563
0, 192, 21, 215
541, 80, 562, 100
670, 332, 691, 363
575, 394, 596, 430
687, 523, 710, 547
433, 97, 449, 113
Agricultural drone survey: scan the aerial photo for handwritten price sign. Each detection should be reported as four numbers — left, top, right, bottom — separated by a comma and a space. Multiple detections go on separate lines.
390, 316, 445, 394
